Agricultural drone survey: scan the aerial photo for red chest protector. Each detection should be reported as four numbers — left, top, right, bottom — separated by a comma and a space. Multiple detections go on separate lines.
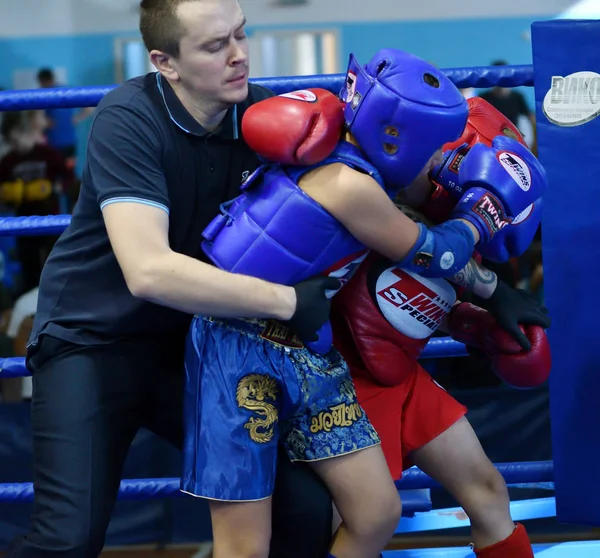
332, 252, 457, 385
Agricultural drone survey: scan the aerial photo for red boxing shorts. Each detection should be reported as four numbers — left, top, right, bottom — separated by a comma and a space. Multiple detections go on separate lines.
353, 364, 467, 480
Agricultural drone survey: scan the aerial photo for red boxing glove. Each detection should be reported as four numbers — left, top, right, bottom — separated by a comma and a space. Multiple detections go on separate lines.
417, 97, 528, 224
444, 96, 526, 151
333, 254, 456, 386
241, 88, 344, 166
415, 181, 455, 225
447, 302, 551, 389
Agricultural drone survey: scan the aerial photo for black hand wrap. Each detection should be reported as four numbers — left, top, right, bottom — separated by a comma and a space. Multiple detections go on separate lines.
474, 280, 551, 351
285, 276, 341, 342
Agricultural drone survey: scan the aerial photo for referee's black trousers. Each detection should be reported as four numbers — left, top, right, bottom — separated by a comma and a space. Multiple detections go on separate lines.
6, 335, 333, 558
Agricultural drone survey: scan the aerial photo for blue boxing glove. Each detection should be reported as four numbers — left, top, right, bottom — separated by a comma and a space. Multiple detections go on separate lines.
447, 136, 547, 244
429, 143, 470, 201
477, 199, 541, 262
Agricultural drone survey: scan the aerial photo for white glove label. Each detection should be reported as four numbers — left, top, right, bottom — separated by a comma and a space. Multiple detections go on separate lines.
375, 267, 456, 340
280, 90, 317, 102
497, 151, 531, 191
512, 203, 534, 225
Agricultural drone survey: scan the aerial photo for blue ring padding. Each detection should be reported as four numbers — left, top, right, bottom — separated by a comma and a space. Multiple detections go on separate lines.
382, 540, 600, 557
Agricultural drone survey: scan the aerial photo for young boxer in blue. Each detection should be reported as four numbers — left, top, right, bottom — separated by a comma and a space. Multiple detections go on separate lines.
184, 48, 547, 558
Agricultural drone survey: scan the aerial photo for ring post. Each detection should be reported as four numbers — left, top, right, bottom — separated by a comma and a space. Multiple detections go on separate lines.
532, 19, 600, 527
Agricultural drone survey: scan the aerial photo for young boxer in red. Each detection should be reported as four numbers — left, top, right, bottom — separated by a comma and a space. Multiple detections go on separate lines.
331, 98, 550, 557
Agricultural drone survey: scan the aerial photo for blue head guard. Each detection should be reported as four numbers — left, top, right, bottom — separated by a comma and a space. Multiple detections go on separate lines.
340, 48, 468, 192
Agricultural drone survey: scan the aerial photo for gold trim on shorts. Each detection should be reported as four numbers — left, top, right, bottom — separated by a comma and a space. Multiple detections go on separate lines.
289, 440, 382, 463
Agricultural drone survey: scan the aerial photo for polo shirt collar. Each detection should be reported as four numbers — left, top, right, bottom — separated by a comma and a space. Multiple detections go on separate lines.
156, 72, 239, 139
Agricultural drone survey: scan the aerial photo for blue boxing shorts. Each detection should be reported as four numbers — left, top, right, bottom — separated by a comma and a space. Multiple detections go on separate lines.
181, 316, 380, 502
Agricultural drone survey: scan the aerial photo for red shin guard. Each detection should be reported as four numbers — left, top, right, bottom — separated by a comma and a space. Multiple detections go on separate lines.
474, 523, 533, 557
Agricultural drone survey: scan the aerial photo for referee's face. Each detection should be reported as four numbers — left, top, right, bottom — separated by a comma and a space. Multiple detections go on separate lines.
175, 0, 250, 108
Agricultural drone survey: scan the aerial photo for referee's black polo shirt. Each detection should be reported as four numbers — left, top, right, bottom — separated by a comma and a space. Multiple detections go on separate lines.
29, 72, 272, 348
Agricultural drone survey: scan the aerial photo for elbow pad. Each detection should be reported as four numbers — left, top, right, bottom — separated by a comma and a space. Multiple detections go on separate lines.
397, 221, 475, 278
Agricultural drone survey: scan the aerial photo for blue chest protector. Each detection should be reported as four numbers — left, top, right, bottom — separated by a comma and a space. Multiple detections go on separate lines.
202, 141, 387, 286
201, 142, 387, 353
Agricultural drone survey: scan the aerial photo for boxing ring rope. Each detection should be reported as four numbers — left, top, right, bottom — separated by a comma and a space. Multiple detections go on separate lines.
0, 461, 554, 503
0, 338, 469, 378
0, 61, 568, 556
0, 64, 533, 111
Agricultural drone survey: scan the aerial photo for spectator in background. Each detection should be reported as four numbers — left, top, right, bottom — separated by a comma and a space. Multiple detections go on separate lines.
0, 87, 10, 159
2, 286, 37, 403
0, 110, 75, 294
480, 60, 536, 149
36, 68, 93, 167
529, 257, 544, 303
0, 283, 16, 402
518, 236, 544, 305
